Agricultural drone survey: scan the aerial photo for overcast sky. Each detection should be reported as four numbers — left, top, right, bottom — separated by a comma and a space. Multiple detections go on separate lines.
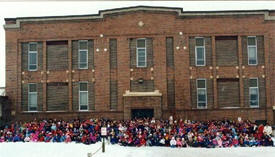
1, 1, 275, 87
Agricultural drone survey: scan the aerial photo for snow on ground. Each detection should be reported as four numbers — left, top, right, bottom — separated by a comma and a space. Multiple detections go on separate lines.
0, 142, 275, 157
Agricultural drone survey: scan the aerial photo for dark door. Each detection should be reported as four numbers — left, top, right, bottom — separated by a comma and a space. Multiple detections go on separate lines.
131, 109, 154, 119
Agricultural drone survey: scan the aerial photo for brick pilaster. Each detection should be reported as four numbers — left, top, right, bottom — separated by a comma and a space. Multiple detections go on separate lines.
238, 35, 244, 108
17, 41, 22, 113
212, 36, 218, 109
42, 41, 47, 111
68, 40, 73, 111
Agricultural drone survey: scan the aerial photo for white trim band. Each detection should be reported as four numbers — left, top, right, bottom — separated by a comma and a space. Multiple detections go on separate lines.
123, 90, 162, 97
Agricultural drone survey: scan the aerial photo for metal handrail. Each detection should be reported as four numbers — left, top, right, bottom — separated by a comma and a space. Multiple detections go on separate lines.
87, 145, 102, 157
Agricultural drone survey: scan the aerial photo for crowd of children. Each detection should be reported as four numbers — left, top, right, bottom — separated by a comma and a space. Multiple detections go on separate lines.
0, 117, 274, 147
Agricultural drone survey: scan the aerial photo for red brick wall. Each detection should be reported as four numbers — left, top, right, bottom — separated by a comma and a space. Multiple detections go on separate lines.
4, 10, 275, 123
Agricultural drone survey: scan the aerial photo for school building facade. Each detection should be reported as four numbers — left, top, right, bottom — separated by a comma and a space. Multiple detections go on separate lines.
3, 6, 275, 123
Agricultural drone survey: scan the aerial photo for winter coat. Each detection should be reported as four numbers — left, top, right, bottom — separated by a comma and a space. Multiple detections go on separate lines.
65, 135, 71, 143
176, 139, 182, 147
110, 136, 118, 144
24, 136, 30, 142
159, 138, 165, 145
13, 135, 20, 142
232, 138, 239, 146
217, 138, 222, 147
51, 124, 57, 131
170, 137, 177, 146
263, 126, 272, 136
140, 138, 146, 146
257, 125, 264, 138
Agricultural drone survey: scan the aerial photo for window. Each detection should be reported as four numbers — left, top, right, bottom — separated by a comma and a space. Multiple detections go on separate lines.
195, 38, 205, 66
249, 78, 259, 107
78, 40, 88, 69
28, 83, 37, 111
28, 42, 38, 71
136, 39, 146, 67
79, 82, 88, 110
247, 36, 257, 65
197, 79, 207, 108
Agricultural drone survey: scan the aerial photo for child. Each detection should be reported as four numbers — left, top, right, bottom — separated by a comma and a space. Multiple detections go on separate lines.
176, 137, 182, 147
170, 137, 176, 148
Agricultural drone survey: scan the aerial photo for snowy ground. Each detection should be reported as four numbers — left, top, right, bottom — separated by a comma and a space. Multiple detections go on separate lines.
0, 142, 275, 157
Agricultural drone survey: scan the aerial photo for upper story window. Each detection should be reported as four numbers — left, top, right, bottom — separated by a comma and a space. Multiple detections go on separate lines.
79, 82, 88, 111
28, 83, 37, 111
249, 78, 259, 107
78, 40, 88, 69
197, 79, 207, 109
195, 37, 205, 66
247, 36, 257, 65
28, 42, 38, 71
136, 39, 146, 67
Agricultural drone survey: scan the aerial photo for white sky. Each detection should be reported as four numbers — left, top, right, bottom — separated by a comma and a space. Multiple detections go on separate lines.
1, 1, 275, 87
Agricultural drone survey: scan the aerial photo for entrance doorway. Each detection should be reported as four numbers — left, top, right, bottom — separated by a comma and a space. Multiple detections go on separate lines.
131, 109, 154, 119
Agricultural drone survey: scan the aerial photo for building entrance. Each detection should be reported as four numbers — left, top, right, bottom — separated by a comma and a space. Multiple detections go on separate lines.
131, 109, 154, 119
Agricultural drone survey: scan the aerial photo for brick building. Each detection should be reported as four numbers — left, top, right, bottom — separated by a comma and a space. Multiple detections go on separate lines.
4, 6, 275, 123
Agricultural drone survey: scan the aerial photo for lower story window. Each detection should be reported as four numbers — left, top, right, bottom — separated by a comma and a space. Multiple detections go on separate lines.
79, 82, 88, 110
249, 88, 259, 107
197, 79, 207, 108
28, 83, 37, 111
249, 78, 259, 107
